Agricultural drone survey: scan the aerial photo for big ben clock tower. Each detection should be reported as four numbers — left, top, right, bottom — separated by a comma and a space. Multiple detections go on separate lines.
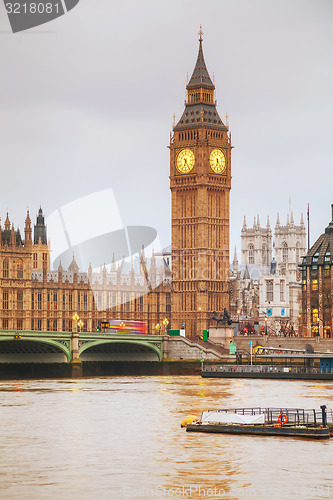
170, 29, 232, 338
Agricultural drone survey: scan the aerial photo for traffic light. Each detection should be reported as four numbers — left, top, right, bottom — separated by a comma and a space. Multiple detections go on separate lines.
96, 326, 100, 332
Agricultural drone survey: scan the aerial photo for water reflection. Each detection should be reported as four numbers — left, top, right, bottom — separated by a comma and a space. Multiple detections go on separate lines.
0, 377, 332, 499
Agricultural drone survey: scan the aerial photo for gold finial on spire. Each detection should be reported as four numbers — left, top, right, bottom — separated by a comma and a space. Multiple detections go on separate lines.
198, 24, 203, 42
172, 113, 176, 128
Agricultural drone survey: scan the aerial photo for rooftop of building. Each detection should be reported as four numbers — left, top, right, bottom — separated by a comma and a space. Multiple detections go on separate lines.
302, 204, 333, 266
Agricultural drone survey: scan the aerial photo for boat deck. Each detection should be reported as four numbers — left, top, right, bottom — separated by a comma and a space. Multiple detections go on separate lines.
185, 407, 332, 439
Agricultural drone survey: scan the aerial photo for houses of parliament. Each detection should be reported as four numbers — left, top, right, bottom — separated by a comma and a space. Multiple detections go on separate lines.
0, 33, 231, 339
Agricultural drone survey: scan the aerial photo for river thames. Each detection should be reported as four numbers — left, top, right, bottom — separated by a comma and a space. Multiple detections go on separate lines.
0, 376, 332, 499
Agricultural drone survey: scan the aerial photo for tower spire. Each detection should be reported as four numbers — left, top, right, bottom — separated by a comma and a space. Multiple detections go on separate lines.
187, 29, 214, 90
198, 24, 203, 42
174, 29, 227, 131
276, 213, 280, 227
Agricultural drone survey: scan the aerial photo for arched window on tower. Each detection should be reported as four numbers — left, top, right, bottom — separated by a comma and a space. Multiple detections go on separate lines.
17, 259, 23, 279
282, 242, 288, 263
3, 259, 9, 278
43, 253, 48, 269
248, 244, 254, 264
296, 241, 300, 263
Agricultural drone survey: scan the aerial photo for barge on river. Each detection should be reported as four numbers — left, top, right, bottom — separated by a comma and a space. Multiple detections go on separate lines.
185, 407, 332, 439
201, 355, 333, 380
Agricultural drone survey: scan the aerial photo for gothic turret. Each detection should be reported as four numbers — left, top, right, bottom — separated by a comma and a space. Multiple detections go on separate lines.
34, 207, 47, 245
68, 255, 79, 274
300, 213, 304, 226
4, 213, 10, 231
24, 210, 32, 246
276, 213, 280, 227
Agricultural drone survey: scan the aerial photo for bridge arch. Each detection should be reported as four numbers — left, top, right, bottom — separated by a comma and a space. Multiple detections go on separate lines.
0, 337, 71, 362
79, 339, 162, 362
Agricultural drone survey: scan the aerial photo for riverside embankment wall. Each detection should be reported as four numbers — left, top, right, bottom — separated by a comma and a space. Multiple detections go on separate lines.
163, 336, 224, 360
233, 336, 333, 353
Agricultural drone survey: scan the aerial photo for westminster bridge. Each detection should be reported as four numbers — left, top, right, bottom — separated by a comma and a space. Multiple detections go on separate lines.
0, 330, 225, 364
0, 330, 164, 363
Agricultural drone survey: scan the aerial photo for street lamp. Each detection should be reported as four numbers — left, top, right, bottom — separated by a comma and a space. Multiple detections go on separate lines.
71, 313, 80, 363
73, 313, 79, 333
264, 317, 268, 336
155, 323, 160, 335
198, 307, 202, 336
78, 319, 84, 333
163, 318, 169, 335
237, 309, 240, 333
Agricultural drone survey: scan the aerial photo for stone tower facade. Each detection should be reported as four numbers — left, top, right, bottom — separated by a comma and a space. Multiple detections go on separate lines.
241, 215, 272, 267
259, 213, 306, 330
170, 31, 232, 337
236, 211, 307, 333
274, 212, 306, 272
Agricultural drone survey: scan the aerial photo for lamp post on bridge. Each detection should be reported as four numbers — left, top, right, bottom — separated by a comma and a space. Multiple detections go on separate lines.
163, 318, 169, 336
73, 313, 79, 332
155, 323, 160, 335
71, 313, 81, 363
198, 307, 202, 337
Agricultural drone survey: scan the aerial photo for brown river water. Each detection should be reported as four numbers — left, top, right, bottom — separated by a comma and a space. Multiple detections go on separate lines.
0, 376, 332, 500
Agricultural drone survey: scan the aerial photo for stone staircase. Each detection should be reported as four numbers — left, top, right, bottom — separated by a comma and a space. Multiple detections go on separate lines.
194, 336, 229, 355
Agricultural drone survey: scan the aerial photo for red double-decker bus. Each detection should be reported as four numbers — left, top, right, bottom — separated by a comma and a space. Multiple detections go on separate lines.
99, 320, 148, 335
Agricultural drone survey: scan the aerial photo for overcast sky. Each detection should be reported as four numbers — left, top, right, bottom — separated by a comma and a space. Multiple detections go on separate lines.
0, 0, 332, 266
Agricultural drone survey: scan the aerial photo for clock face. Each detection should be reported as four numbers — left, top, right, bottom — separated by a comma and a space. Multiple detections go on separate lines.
210, 149, 226, 174
176, 149, 195, 173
